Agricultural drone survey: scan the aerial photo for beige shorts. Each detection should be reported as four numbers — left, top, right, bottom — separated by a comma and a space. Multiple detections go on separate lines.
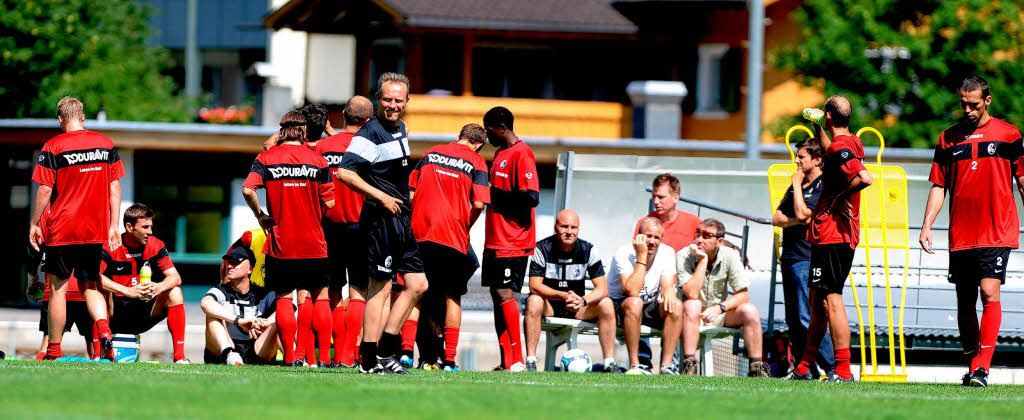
700, 312, 727, 327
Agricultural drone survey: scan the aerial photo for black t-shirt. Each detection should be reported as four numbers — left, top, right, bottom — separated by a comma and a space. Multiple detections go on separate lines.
777, 176, 823, 260
204, 284, 276, 344
529, 236, 605, 296
338, 117, 412, 216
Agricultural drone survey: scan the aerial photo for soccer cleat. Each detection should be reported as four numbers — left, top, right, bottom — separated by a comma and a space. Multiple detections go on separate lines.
418, 362, 439, 371
359, 363, 384, 374
828, 374, 855, 383
288, 360, 308, 368
680, 357, 699, 376
748, 361, 772, 378
508, 362, 527, 372
491, 365, 506, 371
969, 367, 988, 387
378, 356, 413, 375
174, 358, 191, 365
961, 371, 973, 387
659, 363, 679, 376
317, 362, 336, 368
399, 354, 414, 368
782, 369, 815, 380
802, 107, 824, 125
225, 352, 244, 366
338, 362, 357, 369
603, 362, 627, 374
99, 337, 115, 362
442, 361, 459, 372
526, 360, 538, 372
625, 364, 652, 375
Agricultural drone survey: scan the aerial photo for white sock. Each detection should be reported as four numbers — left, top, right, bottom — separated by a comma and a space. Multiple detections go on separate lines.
526, 355, 538, 364
604, 358, 615, 366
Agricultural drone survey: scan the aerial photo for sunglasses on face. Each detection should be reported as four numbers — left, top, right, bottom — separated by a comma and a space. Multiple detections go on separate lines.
695, 229, 722, 240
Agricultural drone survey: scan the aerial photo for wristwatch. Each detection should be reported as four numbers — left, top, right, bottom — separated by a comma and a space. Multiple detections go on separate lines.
234, 315, 241, 326
718, 303, 727, 313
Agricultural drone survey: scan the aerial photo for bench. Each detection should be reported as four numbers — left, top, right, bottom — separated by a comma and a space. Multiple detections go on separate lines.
540, 317, 738, 375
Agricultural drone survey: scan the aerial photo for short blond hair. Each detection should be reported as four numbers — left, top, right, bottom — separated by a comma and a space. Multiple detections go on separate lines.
57, 96, 84, 122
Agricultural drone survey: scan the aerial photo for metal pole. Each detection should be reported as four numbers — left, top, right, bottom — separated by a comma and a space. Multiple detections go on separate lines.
185, 0, 200, 99
744, 0, 765, 159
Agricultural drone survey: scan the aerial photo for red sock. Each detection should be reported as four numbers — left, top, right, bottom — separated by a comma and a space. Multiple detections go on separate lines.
444, 326, 460, 363
313, 299, 333, 365
95, 318, 111, 339
332, 304, 347, 364
91, 327, 100, 358
973, 301, 1002, 372
45, 341, 62, 360
834, 347, 852, 380
297, 297, 314, 364
275, 296, 297, 364
401, 320, 418, 353
794, 351, 816, 376
500, 300, 524, 365
35, 351, 46, 361
167, 304, 186, 361
494, 307, 509, 368
341, 299, 365, 366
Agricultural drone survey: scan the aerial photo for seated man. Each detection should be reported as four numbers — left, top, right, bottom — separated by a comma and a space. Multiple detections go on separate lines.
524, 210, 618, 372
678, 218, 770, 377
607, 217, 682, 375
100, 204, 188, 363
201, 246, 279, 365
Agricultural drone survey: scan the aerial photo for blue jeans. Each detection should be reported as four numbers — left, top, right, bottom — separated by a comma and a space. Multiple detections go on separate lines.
781, 258, 835, 375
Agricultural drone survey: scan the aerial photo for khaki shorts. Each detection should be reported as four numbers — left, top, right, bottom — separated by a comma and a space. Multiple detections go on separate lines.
700, 312, 726, 327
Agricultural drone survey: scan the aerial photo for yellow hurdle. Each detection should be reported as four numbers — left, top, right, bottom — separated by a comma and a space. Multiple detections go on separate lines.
768, 125, 816, 257
849, 127, 910, 383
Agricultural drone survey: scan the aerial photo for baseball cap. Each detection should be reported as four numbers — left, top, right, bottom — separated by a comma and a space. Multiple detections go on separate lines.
222, 246, 255, 266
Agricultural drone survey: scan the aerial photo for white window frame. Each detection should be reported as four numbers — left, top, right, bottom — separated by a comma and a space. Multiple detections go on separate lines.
694, 43, 730, 119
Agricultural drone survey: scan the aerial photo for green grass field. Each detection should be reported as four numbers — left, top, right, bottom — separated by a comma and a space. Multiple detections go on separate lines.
2, 360, 1022, 419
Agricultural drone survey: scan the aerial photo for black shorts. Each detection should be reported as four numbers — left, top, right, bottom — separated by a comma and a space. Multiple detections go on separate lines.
481, 250, 528, 291
40, 244, 102, 282
548, 300, 574, 319
361, 211, 424, 280
203, 340, 271, 365
613, 298, 663, 329
39, 301, 93, 336
949, 247, 1011, 285
325, 222, 368, 290
809, 243, 856, 294
264, 256, 330, 293
420, 241, 479, 298
109, 297, 165, 335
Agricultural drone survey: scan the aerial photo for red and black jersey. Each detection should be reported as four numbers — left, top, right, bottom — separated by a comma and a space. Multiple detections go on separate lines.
929, 117, 1024, 251
485, 139, 539, 257
316, 132, 364, 224
808, 134, 867, 248
32, 130, 125, 246
244, 144, 334, 259
409, 142, 490, 253
101, 234, 175, 295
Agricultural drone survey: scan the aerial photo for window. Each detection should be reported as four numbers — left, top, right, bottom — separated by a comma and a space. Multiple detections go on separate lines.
695, 44, 742, 118
369, 38, 404, 93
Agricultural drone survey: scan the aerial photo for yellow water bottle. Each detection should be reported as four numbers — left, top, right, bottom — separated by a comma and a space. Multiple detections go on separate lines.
140, 263, 152, 284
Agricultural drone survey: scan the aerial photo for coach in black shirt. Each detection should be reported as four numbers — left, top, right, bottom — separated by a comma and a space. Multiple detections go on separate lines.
201, 246, 278, 366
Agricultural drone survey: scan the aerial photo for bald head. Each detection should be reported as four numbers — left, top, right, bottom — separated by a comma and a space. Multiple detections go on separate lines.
824, 95, 851, 128
344, 95, 373, 127
554, 209, 581, 250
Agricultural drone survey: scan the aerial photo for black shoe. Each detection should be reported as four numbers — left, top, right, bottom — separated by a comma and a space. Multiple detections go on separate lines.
526, 360, 538, 371
378, 356, 413, 375
969, 367, 988, 387
288, 360, 307, 368
491, 365, 506, 371
961, 371, 973, 387
319, 362, 338, 369
99, 337, 115, 362
359, 363, 383, 374
782, 369, 815, 380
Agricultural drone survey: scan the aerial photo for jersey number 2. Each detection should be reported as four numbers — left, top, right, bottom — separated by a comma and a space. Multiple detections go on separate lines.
971, 161, 978, 170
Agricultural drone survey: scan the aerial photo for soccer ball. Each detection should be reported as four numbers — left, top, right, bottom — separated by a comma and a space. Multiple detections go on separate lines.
561, 348, 592, 373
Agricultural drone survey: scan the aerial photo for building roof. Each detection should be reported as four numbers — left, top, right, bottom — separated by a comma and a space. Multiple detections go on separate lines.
264, 0, 638, 35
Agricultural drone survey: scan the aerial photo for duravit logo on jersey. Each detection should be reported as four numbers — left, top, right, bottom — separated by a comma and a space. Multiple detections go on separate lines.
267, 166, 319, 179
427, 153, 474, 173
64, 149, 109, 165
323, 153, 344, 166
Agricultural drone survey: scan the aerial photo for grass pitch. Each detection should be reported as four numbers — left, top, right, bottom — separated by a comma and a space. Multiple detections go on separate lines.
2, 360, 1022, 419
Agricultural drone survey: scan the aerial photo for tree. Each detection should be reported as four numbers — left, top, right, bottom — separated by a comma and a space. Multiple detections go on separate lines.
0, 0, 192, 122
771, 0, 1024, 148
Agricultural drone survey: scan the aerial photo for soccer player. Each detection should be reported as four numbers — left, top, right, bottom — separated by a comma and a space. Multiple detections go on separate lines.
29, 96, 124, 360
99, 204, 188, 363
28, 237, 95, 360
920, 76, 1024, 387
408, 123, 490, 371
317, 95, 373, 367
243, 110, 335, 367
482, 106, 539, 372
201, 246, 279, 366
524, 210, 618, 372
785, 95, 872, 382
772, 139, 835, 379
337, 72, 427, 375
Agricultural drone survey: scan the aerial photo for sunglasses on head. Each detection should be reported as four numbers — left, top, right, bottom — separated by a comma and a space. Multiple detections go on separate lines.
695, 228, 722, 240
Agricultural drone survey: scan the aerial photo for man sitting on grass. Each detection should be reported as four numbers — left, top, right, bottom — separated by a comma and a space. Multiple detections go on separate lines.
201, 246, 279, 365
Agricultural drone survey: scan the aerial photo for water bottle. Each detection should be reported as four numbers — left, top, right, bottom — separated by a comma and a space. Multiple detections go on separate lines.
140, 263, 152, 284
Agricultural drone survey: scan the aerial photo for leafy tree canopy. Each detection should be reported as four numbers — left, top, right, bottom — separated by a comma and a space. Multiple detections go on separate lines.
771, 0, 1024, 148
